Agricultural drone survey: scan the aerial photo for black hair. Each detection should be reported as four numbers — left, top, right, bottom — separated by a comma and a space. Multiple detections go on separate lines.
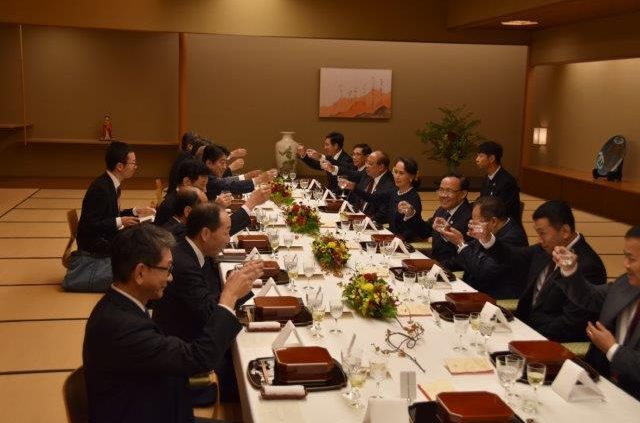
473, 196, 507, 221
181, 131, 198, 152
173, 188, 201, 218
214, 144, 230, 156
375, 151, 390, 168
353, 143, 372, 156
177, 159, 210, 185
477, 141, 503, 164
625, 226, 640, 239
326, 132, 345, 149
442, 173, 470, 191
202, 145, 226, 164
110, 224, 175, 283
190, 139, 205, 157
186, 203, 225, 238
395, 157, 420, 188
105, 140, 131, 171
532, 200, 576, 232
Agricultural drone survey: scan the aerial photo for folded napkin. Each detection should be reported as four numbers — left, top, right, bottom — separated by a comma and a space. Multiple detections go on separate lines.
321, 189, 337, 200
247, 321, 282, 332
308, 179, 322, 190
427, 263, 450, 283
247, 247, 262, 261
389, 237, 410, 255
362, 397, 410, 423
223, 248, 246, 255
397, 303, 432, 317
362, 217, 377, 230
260, 384, 307, 400
418, 379, 456, 400
338, 201, 356, 213
444, 357, 494, 375
256, 278, 280, 297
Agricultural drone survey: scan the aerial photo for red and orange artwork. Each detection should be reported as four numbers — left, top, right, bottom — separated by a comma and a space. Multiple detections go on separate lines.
319, 68, 392, 119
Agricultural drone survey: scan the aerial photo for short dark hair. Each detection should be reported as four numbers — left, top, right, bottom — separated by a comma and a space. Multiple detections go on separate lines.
474, 196, 507, 221
214, 144, 230, 156
177, 159, 210, 185
477, 141, 503, 164
110, 224, 175, 283
202, 145, 225, 164
186, 203, 225, 238
190, 139, 205, 157
625, 226, 640, 239
375, 151, 390, 168
442, 173, 470, 191
105, 141, 131, 171
532, 200, 576, 232
181, 131, 198, 152
326, 132, 344, 149
353, 143, 372, 156
396, 157, 420, 188
173, 188, 201, 218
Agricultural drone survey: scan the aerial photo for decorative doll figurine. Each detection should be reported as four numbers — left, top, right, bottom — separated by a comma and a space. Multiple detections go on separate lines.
102, 114, 112, 140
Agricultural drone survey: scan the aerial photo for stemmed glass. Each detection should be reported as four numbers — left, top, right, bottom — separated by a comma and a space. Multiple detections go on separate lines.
302, 257, 315, 290
496, 355, 518, 403
289, 171, 297, 186
255, 208, 267, 232
266, 228, 279, 260
337, 176, 348, 199
402, 271, 416, 302
283, 254, 298, 292
479, 315, 497, 355
469, 312, 480, 348
365, 241, 377, 261
341, 347, 365, 408
453, 314, 469, 352
283, 232, 294, 251
339, 214, 351, 237
329, 299, 343, 334
306, 289, 324, 338
369, 351, 388, 398
506, 354, 525, 404
299, 178, 310, 191
523, 362, 546, 414
352, 219, 366, 242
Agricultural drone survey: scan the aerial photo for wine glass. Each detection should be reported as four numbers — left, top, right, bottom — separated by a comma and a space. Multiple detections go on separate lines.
329, 299, 343, 334
341, 347, 365, 408
379, 240, 391, 266
299, 178, 309, 190
352, 219, 366, 242
432, 216, 448, 232
283, 254, 299, 292
469, 312, 480, 348
365, 241, 377, 261
306, 289, 324, 338
267, 228, 279, 259
479, 315, 497, 355
506, 354, 525, 404
339, 213, 351, 236
523, 362, 546, 414
302, 257, 315, 290
402, 271, 416, 302
289, 171, 297, 185
283, 232, 294, 251
369, 351, 388, 398
337, 176, 348, 199
453, 314, 469, 352
496, 355, 518, 403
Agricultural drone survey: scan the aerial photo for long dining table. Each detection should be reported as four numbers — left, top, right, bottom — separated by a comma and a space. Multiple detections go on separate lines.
219, 196, 640, 423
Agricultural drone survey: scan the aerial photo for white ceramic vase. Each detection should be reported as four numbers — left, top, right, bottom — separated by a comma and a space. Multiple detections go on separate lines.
275, 131, 298, 172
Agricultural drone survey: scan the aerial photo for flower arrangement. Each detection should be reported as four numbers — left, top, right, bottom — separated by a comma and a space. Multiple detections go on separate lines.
342, 273, 398, 319
285, 203, 320, 235
270, 178, 294, 206
311, 234, 350, 276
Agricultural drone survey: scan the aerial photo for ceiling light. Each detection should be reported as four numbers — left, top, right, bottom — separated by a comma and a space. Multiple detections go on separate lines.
501, 20, 539, 26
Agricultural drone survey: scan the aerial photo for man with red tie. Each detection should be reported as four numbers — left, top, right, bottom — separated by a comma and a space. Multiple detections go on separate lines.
554, 226, 640, 400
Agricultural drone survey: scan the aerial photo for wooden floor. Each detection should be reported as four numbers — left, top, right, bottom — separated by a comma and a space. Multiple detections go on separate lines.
0, 188, 629, 422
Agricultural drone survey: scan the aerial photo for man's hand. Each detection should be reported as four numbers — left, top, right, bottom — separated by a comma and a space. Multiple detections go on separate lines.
552, 245, 578, 275
296, 145, 307, 158
243, 169, 262, 180
228, 148, 247, 160
136, 207, 156, 218
214, 193, 233, 208
440, 226, 464, 246
121, 216, 140, 227
587, 321, 616, 354
219, 261, 264, 309
228, 158, 245, 172
342, 180, 356, 191
466, 219, 492, 244
306, 149, 322, 161
254, 170, 276, 185
244, 186, 271, 210
397, 201, 415, 218
320, 159, 336, 173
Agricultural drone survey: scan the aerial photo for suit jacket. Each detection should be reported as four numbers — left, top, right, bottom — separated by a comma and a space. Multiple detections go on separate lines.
83, 288, 241, 423
155, 190, 177, 227
407, 199, 473, 271
480, 167, 521, 224
350, 171, 396, 224
300, 150, 355, 192
457, 219, 529, 299
152, 238, 252, 342
167, 151, 192, 194
339, 166, 367, 184
487, 235, 607, 342
229, 207, 251, 236
206, 175, 254, 200
76, 172, 134, 255
162, 217, 186, 240
557, 272, 640, 400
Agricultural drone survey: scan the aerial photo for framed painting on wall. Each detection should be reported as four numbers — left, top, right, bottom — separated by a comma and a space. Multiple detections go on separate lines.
319, 67, 392, 119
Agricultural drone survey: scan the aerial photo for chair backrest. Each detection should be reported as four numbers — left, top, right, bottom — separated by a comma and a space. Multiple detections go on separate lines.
154, 178, 164, 207
62, 209, 79, 269
63, 367, 89, 423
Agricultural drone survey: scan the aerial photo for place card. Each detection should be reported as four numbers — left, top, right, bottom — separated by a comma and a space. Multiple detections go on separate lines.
397, 303, 432, 316
444, 357, 494, 375
480, 302, 511, 332
321, 189, 336, 200
247, 247, 262, 261
362, 217, 377, 230
272, 321, 304, 350
338, 200, 356, 213
362, 397, 410, 423
389, 237, 410, 255
308, 179, 322, 190
256, 278, 281, 297
427, 263, 450, 283
551, 359, 605, 402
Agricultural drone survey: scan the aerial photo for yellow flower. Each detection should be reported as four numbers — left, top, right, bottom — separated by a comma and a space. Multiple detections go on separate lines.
327, 241, 336, 249
362, 283, 375, 292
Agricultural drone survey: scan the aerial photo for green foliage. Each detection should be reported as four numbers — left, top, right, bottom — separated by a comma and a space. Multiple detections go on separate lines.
416, 106, 485, 172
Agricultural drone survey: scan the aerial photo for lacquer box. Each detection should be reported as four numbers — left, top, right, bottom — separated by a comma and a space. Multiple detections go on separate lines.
274, 346, 335, 383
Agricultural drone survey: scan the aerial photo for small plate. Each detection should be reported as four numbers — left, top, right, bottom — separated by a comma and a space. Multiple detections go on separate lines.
489, 351, 600, 385
430, 301, 514, 323
247, 356, 347, 392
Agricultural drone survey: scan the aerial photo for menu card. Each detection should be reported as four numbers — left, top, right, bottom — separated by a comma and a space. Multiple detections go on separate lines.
444, 357, 494, 375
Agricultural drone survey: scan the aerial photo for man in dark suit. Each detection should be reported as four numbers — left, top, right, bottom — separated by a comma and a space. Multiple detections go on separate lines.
439, 196, 529, 299
153, 203, 257, 403
321, 143, 371, 184
83, 223, 261, 423
554, 226, 640, 400
156, 159, 211, 226
161, 187, 207, 240
340, 150, 395, 224
403, 175, 473, 271
297, 131, 356, 192
473, 200, 606, 342
63, 141, 155, 292
475, 141, 522, 224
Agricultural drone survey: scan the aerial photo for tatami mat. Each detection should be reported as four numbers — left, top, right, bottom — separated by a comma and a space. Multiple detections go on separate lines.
0, 372, 70, 423
0, 259, 66, 285
0, 188, 37, 217
0, 285, 100, 321
33, 188, 156, 199
17, 197, 153, 210
0, 209, 76, 222
0, 320, 84, 373
0, 222, 69, 238
0, 238, 67, 258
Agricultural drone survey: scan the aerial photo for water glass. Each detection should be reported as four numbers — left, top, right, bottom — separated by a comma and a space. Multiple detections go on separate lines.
478, 315, 497, 354
365, 241, 377, 260
402, 271, 416, 302
469, 312, 480, 348
266, 228, 279, 259
453, 314, 469, 352
302, 257, 315, 290
496, 355, 518, 402
369, 352, 388, 398
523, 362, 546, 414
283, 232, 294, 251
341, 347, 364, 408
283, 254, 299, 292
329, 299, 343, 334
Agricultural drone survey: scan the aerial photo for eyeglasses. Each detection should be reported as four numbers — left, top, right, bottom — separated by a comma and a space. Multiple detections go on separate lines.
437, 188, 461, 196
125, 161, 137, 166
147, 263, 173, 275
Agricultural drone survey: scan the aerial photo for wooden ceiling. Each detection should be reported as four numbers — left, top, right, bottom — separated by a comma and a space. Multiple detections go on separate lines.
449, 0, 640, 30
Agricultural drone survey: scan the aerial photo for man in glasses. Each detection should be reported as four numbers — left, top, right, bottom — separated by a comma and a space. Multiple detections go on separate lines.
63, 141, 155, 292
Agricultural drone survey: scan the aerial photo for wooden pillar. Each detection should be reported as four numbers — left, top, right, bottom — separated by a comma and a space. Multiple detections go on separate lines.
19, 25, 28, 146
178, 32, 187, 150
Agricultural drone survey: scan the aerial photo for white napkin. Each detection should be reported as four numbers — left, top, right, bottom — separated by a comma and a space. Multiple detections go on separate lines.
362, 397, 410, 423
338, 201, 356, 213
427, 263, 450, 283
247, 247, 261, 261
362, 217, 377, 230
261, 384, 306, 399
256, 278, 281, 297
552, 359, 605, 402
389, 237, 410, 255
321, 189, 336, 200
272, 321, 304, 350
222, 248, 246, 255
308, 179, 322, 190
252, 279, 264, 288
247, 321, 281, 332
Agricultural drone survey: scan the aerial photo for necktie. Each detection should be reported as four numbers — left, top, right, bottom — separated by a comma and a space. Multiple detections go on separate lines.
116, 186, 122, 211
532, 261, 555, 305
624, 298, 640, 345
360, 179, 374, 212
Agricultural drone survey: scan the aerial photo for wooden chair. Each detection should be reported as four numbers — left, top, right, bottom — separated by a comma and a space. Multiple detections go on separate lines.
62, 209, 79, 269
153, 178, 164, 208
63, 367, 88, 423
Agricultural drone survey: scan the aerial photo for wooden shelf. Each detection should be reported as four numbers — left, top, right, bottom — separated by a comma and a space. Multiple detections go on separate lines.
0, 123, 33, 130
27, 137, 176, 147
